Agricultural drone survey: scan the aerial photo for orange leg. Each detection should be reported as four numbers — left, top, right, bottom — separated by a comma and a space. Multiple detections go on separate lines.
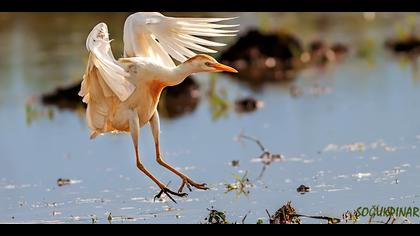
128, 110, 186, 203
150, 111, 209, 193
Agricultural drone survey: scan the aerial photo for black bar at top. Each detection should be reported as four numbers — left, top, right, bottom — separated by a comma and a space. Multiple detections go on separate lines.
1, 0, 418, 12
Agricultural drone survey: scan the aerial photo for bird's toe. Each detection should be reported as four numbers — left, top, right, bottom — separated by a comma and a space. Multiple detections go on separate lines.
154, 187, 188, 204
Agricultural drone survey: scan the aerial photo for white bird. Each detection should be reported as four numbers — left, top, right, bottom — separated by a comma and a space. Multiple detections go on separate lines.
79, 12, 239, 202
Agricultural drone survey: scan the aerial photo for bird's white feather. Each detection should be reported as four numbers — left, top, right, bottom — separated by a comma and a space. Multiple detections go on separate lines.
81, 23, 136, 102
123, 12, 239, 67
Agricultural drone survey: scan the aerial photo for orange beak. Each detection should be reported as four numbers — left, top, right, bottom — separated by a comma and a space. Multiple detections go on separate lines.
210, 63, 238, 73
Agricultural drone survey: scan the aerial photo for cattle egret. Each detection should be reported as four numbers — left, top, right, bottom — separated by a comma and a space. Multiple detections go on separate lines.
79, 12, 239, 202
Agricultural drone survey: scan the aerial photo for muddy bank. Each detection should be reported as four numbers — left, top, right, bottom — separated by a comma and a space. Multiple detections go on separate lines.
158, 76, 201, 119
41, 82, 85, 110
218, 29, 349, 88
40, 76, 201, 119
219, 29, 303, 87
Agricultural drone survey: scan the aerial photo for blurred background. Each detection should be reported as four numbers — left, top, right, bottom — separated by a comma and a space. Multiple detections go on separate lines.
1, 12, 420, 224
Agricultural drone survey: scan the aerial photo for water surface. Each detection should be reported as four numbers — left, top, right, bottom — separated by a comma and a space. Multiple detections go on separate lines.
1, 13, 420, 224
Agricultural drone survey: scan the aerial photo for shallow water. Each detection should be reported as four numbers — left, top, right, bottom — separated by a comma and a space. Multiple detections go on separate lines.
1, 12, 420, 224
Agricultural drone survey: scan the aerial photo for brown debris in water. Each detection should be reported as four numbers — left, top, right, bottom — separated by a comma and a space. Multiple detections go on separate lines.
268, 201, 301, 224
56, 178, 71, 187
296, 185, 311, 194
267, 201, 342, 224
224, 171, 252, 197
235, 133, 283, 179
204, 207, 229, 224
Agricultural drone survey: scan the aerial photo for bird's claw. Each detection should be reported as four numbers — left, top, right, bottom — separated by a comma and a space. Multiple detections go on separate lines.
154, 187, 188, 204
178, 178, 209, 193
178, 181, 192, 193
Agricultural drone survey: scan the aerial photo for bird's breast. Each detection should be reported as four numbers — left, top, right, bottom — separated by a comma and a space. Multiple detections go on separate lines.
122, 78, 168, 127
148, 79, 167, 103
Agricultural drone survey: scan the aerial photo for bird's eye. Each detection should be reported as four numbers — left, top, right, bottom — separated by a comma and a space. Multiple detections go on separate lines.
205, 62, 212, 67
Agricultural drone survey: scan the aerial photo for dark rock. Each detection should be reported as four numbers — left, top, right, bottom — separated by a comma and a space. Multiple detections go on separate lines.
385, 36, 420, 55
308, 40, 349, 65
230, 160, 240, 167
234, 97, 264, 113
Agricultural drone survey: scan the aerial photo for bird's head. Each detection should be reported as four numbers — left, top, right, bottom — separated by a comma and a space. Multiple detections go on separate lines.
184, 54, 238, 73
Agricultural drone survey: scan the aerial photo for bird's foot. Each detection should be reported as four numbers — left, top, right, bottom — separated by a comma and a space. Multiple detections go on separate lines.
154, 187, 187, 204
178, 178, 209, 193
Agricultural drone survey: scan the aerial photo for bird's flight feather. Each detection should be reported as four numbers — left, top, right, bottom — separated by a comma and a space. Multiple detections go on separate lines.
123, 12, 239, 67
79, 23, 137, 138
80, 23, 136, 103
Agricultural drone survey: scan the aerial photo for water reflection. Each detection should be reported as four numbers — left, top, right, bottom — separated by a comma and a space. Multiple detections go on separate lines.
158, 77, 201, 119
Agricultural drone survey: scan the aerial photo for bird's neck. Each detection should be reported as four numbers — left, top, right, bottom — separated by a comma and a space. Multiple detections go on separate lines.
166, 63, 199, 86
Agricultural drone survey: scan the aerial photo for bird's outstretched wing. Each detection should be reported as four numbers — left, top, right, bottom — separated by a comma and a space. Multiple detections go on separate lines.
123, 12, 239, 67
80, 23, 137, 138
80, 23, 136, 103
